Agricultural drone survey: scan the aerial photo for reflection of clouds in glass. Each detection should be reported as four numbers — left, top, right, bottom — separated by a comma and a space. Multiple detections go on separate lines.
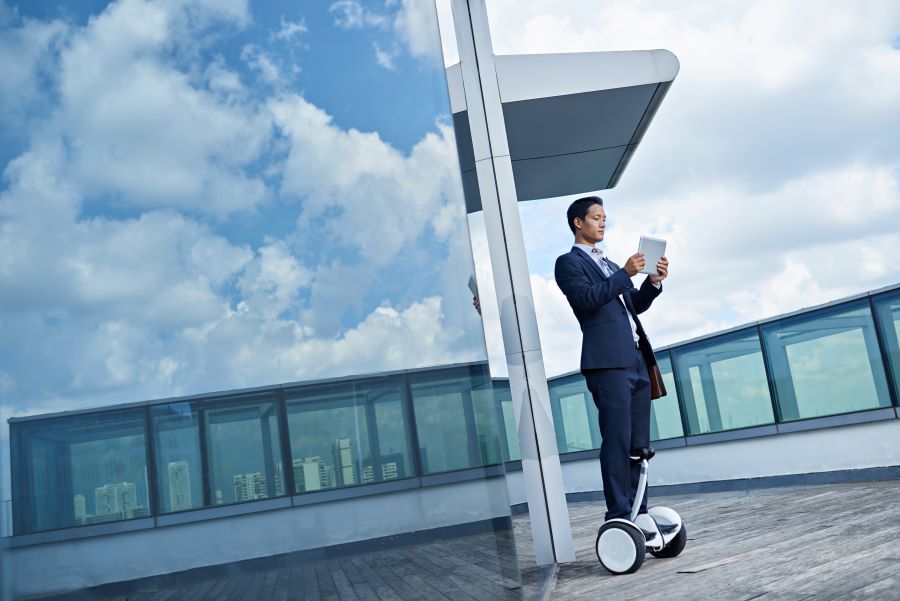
709, 353, 773, 430
0, 0, 483, 419
786, 329, 880, 416
329, 0, 442, 67
0, 0, 489, 503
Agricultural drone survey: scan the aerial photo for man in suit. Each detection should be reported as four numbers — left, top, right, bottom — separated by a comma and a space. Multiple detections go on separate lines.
554, 196, 669, 522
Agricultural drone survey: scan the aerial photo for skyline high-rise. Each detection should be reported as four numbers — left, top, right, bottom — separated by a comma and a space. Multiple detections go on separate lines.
167, 460, 192, 512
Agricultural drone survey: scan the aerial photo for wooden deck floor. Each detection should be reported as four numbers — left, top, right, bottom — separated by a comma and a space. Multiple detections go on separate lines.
35, 480, 900, 601
40, 526, 527, 601
515, 480, 900, 601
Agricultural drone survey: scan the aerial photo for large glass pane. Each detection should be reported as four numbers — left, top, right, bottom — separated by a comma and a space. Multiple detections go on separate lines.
410, 366, 494, 473
11, 410, 149, 534
371, 387, 414, 483
762, 302, 892, 420
673, 331, 775, 435
873, 289, 900, 403
651, 353, 684, 440
285, 376, 413, 493
205, 394, 285, 505
3, 0, 521, 596
549, 375, 600, 453
151, 403, 204, 513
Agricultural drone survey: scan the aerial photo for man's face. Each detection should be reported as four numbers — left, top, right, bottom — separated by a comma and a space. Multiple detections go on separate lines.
576, 203, 606, 243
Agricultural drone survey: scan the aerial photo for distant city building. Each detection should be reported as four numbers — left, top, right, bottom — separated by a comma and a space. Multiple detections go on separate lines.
381, 462, 399, 480
274, 462, 285, 496
333, 438, 357, 486
73, 494, 86, 525
293, 457, 328, 492
94, 482, 138, 519
233, 472, 268, 502
362, 461, 399, 484
167, 461, 192, 511
325, 465, 337, 489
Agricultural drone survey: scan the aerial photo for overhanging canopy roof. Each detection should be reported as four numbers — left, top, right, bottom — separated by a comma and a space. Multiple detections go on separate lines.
447, 49, 680, 212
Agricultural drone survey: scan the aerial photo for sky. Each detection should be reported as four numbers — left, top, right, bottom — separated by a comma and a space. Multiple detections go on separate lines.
462, 0, 900, 377
1, 0, 900, 502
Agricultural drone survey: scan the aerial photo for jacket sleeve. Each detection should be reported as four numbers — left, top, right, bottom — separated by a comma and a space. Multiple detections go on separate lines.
629, 276, 663, 314
555, 254, 632, 312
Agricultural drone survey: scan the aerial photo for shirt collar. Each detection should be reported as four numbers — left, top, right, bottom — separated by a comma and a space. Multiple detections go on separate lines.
574, 243, 603, 257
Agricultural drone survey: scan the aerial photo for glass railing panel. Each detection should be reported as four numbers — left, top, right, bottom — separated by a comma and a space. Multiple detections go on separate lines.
409, 364, 496, 473
762, 300, 892, 421
151, 402, 204, 513
672, 330, 775, 435
11, 409, 149, 534
651, 353, 684, 440
548, 374, 600, 453
872, 289, 900, 404
204, 393, 285, 505
284, 376, 413, 492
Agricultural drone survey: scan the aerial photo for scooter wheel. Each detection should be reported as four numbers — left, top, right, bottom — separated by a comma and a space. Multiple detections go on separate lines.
595, 521, 645, 574
649, 522, 687, 558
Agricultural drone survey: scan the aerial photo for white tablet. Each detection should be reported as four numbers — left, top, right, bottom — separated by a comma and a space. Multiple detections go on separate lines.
638, 236, 667, 276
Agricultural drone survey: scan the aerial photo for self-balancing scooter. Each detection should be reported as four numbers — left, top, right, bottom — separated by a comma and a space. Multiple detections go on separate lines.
595, 447, 687, 574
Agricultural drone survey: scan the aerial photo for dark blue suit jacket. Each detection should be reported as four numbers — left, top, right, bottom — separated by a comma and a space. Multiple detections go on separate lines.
554, 247, 662, 370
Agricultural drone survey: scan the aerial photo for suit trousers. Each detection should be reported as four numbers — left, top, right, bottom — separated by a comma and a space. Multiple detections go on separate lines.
583, 345, 652, 521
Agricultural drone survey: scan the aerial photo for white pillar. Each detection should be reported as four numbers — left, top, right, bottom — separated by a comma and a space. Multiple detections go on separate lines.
448, 0, 575, 565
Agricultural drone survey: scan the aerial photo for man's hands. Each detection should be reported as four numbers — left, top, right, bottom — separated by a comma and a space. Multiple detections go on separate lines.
623, 252, 646, 276
649, 256, 669, 285
623, 252, 669, 283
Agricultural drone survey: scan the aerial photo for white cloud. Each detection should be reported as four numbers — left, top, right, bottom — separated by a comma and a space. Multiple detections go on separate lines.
242, 43, 283, 85
512, 161, 900, 376
329, 0, 388, 29
0, 0, 274, 218
481, 0, 900, 194
274, 15, 308, 41
393, 0, 441, 64
374, 41, 399, 70
271, 94, 464, 265
204, 55, 245, 96
237, 241, 312, 319
329, 0, 443, 67
0, 11, 67, 135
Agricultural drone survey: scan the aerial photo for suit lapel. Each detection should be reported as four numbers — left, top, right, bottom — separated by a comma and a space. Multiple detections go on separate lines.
572, 247, 608, 280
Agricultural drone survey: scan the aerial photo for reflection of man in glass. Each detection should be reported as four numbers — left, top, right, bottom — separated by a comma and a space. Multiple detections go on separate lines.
554, 196, 669, 522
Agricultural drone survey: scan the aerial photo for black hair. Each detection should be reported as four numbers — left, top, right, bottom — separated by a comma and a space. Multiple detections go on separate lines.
566, 196, 603, 234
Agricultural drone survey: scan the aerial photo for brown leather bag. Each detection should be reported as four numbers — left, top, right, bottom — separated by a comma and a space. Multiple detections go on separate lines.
648, 363, 667, 400
638, 335, 667, 400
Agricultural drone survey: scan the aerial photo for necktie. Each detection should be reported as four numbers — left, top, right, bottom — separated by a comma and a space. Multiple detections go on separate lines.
591, 248, 614, 278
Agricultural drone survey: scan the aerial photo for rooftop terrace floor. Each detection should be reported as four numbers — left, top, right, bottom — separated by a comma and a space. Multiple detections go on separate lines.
31, 480, 900, 601
518, 479, 900, 601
